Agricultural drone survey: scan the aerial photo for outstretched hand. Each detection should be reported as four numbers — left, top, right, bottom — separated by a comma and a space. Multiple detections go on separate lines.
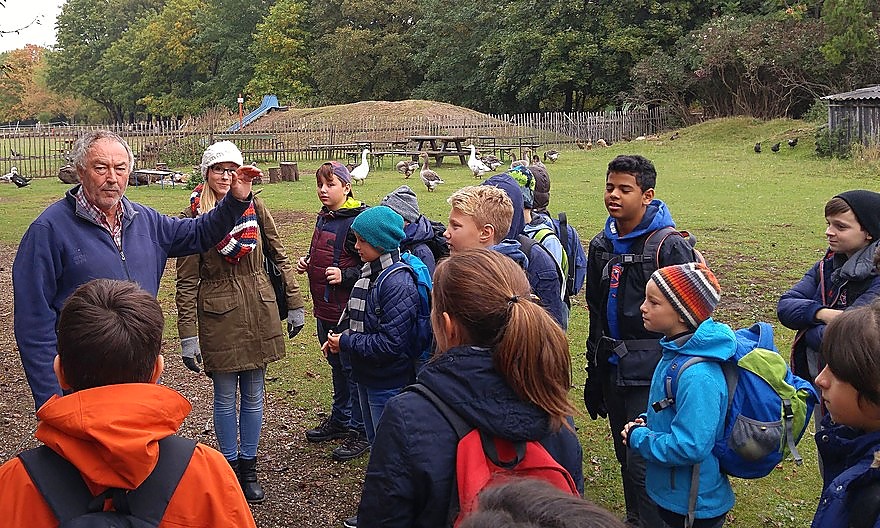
229, 165, 261, 200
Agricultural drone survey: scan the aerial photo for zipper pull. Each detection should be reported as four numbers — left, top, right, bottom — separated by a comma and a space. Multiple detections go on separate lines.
120, 250, 126, 261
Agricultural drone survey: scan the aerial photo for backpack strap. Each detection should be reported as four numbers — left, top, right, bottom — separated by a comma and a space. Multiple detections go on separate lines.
651, 355, 710, 413
405, 383, 472, 527
19, 436, 197, 526
517, 234, 565, 301
405, 383, 472, 439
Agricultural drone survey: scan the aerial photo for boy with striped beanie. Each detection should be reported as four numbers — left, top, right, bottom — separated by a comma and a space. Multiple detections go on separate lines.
650, 262, 721, 329
622, 262, 736, 528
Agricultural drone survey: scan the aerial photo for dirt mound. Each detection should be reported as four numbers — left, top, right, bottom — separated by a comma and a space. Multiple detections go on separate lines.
251, 99, 503, 129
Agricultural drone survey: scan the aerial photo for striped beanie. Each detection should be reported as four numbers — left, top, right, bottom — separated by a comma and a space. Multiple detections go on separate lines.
650, 263, 721, 329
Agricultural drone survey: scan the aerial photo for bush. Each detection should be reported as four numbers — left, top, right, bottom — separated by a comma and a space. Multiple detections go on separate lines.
815, 125, 850, 158
801, 99, 829, 124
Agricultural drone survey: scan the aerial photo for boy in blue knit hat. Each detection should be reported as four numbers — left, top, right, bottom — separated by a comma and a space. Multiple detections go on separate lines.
324, 206, 423, 446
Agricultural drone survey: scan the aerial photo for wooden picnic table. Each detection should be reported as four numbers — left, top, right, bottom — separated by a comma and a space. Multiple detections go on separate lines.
406, 135, 469, 165
308, 143, 358, 160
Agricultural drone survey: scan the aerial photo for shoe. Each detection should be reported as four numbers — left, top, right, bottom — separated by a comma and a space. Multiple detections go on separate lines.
238, 457, 266, 504
306, 416, 350, 443
342, 515, 358, 528
332, 431, 370, 461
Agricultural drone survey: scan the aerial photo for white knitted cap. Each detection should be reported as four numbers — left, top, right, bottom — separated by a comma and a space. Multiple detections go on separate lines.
200, 141, 243, 178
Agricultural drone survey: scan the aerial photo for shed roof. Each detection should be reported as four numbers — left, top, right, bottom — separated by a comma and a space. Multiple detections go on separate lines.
822, 85, 880, 101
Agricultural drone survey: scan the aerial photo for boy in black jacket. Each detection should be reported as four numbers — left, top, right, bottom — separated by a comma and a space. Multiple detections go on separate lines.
583, 155, 700, 528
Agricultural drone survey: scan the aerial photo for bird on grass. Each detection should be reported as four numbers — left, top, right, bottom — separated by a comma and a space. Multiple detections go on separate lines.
467, 144, 492, 178
395, 159, 419, 179
1, 166, 30, 187
754, 142, 761, 153
480, 154, 502, 170
419, 153, 444, 192
670, 132, 680, 140
771, 142, 781, 153
10, 148, 23, 158
788, 138, 798, 148
543, 150, 559, 162
350, 148, 370, 185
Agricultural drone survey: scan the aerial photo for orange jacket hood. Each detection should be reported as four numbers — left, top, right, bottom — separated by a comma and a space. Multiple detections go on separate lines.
35, 383, 192, 490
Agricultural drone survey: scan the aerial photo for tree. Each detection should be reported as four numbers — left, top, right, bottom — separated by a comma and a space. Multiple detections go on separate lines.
246, 0, 313, 105
307, 0, 421, 105
0, 45, 93, 122
47, 0, 165, 122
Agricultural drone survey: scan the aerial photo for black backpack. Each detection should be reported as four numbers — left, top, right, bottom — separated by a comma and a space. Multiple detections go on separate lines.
18, 435, 196, 528
425, 219, 450, 262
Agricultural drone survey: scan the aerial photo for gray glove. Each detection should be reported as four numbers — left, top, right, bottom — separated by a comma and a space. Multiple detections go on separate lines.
181, 336, 202, 373
287, 308, 305, 338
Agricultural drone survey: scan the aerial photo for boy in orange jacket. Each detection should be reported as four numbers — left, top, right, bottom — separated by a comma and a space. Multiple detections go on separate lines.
0, 279, 256, 528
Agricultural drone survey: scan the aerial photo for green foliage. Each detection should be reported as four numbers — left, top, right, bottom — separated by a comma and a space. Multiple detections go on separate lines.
814, 124, 849, 158
246, 0, 313, 105
802, 99, 829, 124
186, 168, 204, 190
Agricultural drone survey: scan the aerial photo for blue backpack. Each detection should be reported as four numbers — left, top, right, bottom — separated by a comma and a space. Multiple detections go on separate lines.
371, 252, 433, 362
552, 213, 587, 298
653, 322, 818, 479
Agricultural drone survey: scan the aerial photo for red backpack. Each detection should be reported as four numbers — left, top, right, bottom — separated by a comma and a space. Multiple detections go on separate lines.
407, 383, 579, 526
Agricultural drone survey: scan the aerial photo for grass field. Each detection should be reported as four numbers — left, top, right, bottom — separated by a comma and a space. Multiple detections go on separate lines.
2, 116, 878, 526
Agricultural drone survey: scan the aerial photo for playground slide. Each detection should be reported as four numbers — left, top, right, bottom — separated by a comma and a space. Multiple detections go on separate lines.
227, 95, 282, 132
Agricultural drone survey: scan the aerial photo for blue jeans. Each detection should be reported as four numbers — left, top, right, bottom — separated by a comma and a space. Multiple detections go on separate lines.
358, 384, 403, 444
317, 319, 364, 435
212, 367, 265, 461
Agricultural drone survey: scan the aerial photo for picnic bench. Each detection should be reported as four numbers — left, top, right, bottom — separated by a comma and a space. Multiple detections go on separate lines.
404, 135, 469, 166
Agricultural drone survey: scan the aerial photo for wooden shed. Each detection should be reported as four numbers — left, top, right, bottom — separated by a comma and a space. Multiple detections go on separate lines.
821, 85, 880, 150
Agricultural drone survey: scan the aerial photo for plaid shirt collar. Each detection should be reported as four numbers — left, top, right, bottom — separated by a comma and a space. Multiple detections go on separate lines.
74, 185, 124, 249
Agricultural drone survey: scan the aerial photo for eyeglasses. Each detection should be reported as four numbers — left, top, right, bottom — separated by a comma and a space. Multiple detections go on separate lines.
210, 166, 238, 176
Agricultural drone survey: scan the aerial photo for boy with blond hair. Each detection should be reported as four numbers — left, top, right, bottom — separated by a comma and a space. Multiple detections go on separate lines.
445, 182, 566, 326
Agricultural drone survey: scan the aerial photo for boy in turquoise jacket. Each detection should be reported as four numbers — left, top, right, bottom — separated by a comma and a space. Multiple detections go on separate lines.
623, 263, 736, 528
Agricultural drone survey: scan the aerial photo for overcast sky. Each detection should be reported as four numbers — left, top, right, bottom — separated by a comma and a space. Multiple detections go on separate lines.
1, 0, 62, 53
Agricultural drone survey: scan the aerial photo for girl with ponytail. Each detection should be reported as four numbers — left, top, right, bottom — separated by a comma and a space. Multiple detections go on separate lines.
356, 248, 583, 527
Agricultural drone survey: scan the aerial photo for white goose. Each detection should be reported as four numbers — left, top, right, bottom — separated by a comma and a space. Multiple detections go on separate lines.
350, 149, 370, 185
419, 153, 444, 192
467, 144, 492, 179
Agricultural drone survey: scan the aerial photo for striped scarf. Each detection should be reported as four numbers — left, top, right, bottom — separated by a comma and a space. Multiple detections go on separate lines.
190, 183, 258, 264
338, 249, 399, 333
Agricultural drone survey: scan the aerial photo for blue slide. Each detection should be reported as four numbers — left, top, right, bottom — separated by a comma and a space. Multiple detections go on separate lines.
227, 95, 281, 132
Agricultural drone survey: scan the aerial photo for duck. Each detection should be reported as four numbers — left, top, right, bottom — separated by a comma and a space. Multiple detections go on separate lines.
480, 153, 502, 170
596, 139, 608, 147
575, 138, 586, 150
350, 148, 370, 184
419, 153, 444, 192
395, 159, 419, 179
771, 142, 781, 153
788, 137, 798, 148
467, 144, 492, 178
509, 148, 531, 170
543, 150, 559, 163
754, 142, 761, 153
530, 155, 546, 169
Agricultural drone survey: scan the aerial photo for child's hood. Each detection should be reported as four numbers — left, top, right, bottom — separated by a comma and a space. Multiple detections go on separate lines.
322, 197, 367, 218
490, 239, 528, 269
660, 318, 736, 361
605, 199, 675, 252
482, 174, 525, 238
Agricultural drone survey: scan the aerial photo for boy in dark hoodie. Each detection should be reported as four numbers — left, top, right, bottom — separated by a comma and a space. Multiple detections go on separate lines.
480, 173, 567, 328
584, 154, 701, 528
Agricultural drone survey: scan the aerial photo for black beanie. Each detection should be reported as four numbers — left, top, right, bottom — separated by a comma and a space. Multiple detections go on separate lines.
835, 190, 880, 240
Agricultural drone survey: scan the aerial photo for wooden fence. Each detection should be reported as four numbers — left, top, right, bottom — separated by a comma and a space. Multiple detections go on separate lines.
0, 108, 668, 178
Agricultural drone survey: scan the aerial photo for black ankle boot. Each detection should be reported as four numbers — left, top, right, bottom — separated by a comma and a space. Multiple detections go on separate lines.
238, 457, 266, 504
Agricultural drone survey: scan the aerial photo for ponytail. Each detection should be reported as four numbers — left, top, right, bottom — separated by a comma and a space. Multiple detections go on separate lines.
432, 249, 578, 431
